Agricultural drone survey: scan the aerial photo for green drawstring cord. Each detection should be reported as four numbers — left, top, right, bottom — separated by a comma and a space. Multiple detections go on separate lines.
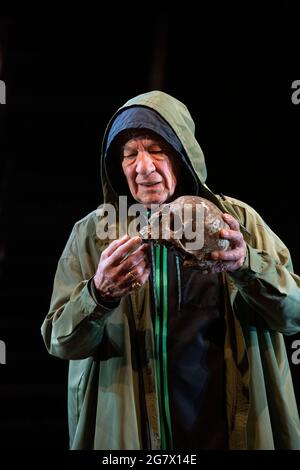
154, 245, 167, 449
152, 243, 174, 450
175, 255, 181, 311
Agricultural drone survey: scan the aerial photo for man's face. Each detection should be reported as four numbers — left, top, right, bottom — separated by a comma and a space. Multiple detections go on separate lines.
121, 135, 178, 207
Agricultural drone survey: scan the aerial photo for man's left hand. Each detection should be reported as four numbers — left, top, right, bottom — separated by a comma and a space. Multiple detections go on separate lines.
211, 213, 247, 272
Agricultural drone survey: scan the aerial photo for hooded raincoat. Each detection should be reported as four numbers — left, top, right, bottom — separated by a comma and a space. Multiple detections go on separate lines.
41, 91, 300, 450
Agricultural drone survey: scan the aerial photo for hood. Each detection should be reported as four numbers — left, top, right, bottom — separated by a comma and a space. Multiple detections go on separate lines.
100, 90, 208, 206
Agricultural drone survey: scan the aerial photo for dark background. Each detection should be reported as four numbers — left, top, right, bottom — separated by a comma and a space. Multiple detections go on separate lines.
0, 10, 300, 450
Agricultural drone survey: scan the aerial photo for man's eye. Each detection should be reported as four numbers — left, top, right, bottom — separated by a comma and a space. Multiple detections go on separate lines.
123, 153, 137, 159
149, 150, 163, 154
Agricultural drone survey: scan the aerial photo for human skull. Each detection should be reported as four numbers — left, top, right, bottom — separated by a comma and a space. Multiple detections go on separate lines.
140, 195, 231, 273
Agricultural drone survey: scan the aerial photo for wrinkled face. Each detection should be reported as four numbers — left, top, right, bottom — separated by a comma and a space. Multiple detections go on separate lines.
121, 135, 178, 207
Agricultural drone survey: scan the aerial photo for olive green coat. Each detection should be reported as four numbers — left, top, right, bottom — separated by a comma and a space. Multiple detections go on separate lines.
41, 91, 300, 450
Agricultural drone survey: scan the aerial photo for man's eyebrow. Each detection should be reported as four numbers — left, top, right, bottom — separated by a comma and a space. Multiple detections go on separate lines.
123, 140, 162, 149
122, 144, 137, 153
121, 146, 136, 158
147, 141, 163, 147
122, 136, 167, 155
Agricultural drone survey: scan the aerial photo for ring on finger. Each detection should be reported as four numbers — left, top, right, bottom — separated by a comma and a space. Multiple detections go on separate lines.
128, 270, 136, 282
131, 281, 142, 290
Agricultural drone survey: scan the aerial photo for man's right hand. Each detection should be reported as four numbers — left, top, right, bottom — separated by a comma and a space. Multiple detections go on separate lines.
93, 234, 151, 301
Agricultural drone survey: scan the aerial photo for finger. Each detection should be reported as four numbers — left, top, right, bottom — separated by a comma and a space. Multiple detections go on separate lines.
117, 266, 151, 297
222, 213, 240, 231
211, 247, 245, 262
211, 258, 245, 273
108, 236, 143, 266
140, 266, 151, 284
222, 258, 245, 272
119, 258, 151, 288
103, 234, 130, 258
219, 228, 244, 247
117, 244, 150, 275
128, 267, 151, 293
131, 259, 151, 280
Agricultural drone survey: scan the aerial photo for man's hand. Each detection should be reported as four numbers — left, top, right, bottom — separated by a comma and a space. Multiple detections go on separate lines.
93, 234, 151, 300
211, 213, 247, 272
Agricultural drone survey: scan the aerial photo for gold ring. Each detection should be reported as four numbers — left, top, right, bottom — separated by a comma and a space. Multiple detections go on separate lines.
128, 270, 136, 282
131, 281, 142, 290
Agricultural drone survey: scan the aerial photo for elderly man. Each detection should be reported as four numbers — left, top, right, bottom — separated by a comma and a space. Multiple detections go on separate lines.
41, 91, 300, 450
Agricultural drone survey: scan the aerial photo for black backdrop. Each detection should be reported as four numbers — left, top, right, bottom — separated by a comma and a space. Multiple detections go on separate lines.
0, 11, 300, 452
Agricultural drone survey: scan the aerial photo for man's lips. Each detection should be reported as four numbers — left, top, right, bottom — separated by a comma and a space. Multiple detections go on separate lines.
137, 181, 162, 186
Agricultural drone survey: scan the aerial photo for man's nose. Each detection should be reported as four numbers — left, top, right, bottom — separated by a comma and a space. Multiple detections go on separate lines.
135, 152, 155, 175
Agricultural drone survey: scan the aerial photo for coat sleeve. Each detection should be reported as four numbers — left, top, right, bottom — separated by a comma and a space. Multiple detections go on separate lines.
229, 202, 300, 335
41, 226, 118, 360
